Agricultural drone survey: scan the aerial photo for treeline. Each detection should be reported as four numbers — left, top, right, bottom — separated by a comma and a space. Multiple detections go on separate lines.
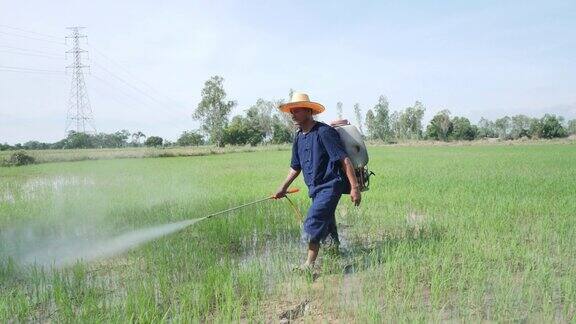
424, 112, 575, 141
361, 96, 576, 142
1, 130, 168, 151
3, 75, 576, 151
0, 129, 206, 151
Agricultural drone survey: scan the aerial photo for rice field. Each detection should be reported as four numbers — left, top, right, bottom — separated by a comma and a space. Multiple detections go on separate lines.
1, 143, 575, 322
0, 144, 290, 165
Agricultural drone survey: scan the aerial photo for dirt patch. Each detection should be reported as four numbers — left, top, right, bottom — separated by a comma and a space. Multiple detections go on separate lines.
261, 265, 365, 322
279, 299, 310, 322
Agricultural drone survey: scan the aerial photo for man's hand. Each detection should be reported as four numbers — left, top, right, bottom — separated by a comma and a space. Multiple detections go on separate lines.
341, 157, 361, 207
275, 168, 301, 199
273, 187, 287, 199
350, 187, 361, 206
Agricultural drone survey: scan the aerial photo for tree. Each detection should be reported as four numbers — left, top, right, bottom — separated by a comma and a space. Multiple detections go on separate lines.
400, 101, 426, 139
0, 143, 11, 151
131, 131, 146, 146
372, 95, 391, 141
529, 118, 543, 139
539, 114, 567, 138
177, 131, 204, 146
276, 101, 295, 132
336, 102, 343, 120
477, 117, 496, 138
271, 115, 293, 144
568, 119, 576, 135
270, 89, 297, 140
365, 109, 376, 140
116, 130, 131, 146
246, 98, 279, 141
353, 103, 363, 134
63, 131, 94, 149
23, 141, 50, 150
91, 130, 129, 148
451, 116, 477, 141
145, 136, 163, 147
426, 110, 452, 141
223, 116, 264, 146
390, 111, 401, 140
510, 115, 532, 139
494, 116, 512, 139
192, 76, 236, 147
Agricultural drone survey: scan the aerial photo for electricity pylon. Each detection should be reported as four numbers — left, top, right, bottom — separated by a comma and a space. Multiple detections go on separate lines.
65, 26, 95, 134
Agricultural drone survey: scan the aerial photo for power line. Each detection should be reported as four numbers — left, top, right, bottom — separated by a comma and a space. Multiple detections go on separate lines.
91, 61, 167, 105
90, 74, 192, 130
0, 69, 67, 77
0, 65, 64, 74
0, 25, 194, 135
91, 73, 152, 108
90, 72, 191, 122
0, 49, 64, 59
0, 69, 64, 76
0, 45, 62, 56
90, 60, 190, 118
0, 30, 65, 45
89, 44, 188, 108
0, 24, 61, 40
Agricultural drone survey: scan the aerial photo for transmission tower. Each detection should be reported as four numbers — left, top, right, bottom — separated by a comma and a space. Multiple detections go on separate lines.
65, 26, 96, 133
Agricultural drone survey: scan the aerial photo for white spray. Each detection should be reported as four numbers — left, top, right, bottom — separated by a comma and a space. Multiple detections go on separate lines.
4, 189, 295, 268
18, 219, 200, 268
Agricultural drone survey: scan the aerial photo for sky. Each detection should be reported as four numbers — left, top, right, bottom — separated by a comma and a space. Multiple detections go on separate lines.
0, 0, 575, 144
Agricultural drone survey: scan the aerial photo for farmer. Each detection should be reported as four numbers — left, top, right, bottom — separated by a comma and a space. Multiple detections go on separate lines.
274, 92, 361, 269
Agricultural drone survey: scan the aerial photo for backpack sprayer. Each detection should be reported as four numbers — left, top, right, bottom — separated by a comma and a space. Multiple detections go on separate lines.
330, 119, 374, 191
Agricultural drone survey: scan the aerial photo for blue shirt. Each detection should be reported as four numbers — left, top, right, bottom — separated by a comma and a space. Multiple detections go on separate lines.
291, 122, 350, 198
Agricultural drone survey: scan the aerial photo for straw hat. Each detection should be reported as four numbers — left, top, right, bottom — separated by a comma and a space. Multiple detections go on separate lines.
279, 92, 325, 115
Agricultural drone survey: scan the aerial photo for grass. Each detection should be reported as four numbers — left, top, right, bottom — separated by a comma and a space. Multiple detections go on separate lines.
1, 143, 575, 321
0, 144, 290, 165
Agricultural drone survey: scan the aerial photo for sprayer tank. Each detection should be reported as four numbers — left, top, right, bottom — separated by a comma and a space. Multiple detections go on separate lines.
333, 124, 368, 168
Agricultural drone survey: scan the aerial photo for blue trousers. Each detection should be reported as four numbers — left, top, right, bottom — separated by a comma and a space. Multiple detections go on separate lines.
303, 189, 342, 244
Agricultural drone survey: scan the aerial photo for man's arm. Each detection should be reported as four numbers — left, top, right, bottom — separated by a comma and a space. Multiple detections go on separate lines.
341, 157, 361, 206
274, 168, 301, 198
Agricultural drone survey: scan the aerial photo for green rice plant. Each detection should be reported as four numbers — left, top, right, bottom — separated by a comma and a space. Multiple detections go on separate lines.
0, 143, 575, 321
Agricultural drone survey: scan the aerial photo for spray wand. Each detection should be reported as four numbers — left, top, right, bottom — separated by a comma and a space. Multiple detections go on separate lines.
195, 188, 302, 222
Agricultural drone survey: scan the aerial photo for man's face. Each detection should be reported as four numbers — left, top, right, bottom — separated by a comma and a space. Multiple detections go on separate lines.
290, 108, 313, 125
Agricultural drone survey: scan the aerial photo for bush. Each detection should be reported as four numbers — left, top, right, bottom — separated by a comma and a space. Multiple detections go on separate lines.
451, 117, 477, 141
177, 131, 205, 146
145, 136, 164, 147
271, 123, 293, 144
62, 131, 95, 149
3, 150, 35, 166
223, 116, 264, 146
530, 114, 568, 139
